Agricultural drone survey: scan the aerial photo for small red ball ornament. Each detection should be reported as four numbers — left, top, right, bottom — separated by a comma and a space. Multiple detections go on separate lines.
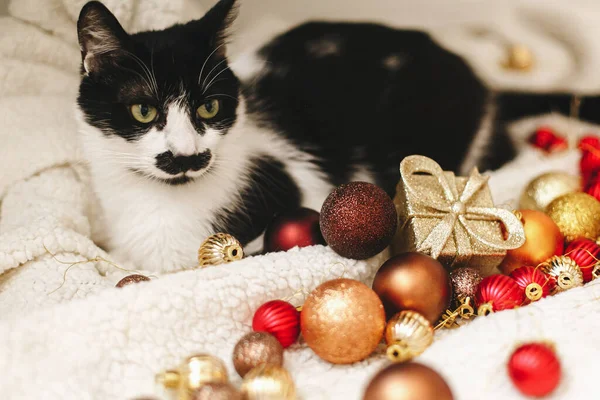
509, 266, 555, 303
252, 300, 300, 348
564, 238, 600, 282
585, 176, 600, 203
263, 208, 325, 253
579, 135, 600, 151
528, 127, 567, 154
580, 148, 600, 184
475, 275, 524, 316
508, 342, 561, 397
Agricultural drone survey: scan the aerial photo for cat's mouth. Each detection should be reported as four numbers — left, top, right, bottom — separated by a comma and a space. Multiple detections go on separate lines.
130, 165, 213, 186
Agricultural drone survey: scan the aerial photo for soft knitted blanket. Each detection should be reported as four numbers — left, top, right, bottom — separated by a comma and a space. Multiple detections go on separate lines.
1, 1, 599, 399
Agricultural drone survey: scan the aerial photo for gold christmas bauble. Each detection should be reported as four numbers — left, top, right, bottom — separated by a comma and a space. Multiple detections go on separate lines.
198, 233, 244, 267
191, 383, 242, 400
546, 193, 600, 242
240, 364, 296, 400
539, 255, 584, 292
232, 332, 284, 377
519, 172, 580, 212
384, 311, 433, 363
301, 278, 386, 364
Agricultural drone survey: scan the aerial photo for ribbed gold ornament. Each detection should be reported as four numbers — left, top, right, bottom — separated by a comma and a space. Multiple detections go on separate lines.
539, 256, 584, 292
198, 233, 243, 267
240, 364, 296, 400
384, 311, 434, 363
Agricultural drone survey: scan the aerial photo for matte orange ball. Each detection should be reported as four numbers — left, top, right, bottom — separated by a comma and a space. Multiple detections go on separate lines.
372, 252, 452, 324
498, 209, 564, 275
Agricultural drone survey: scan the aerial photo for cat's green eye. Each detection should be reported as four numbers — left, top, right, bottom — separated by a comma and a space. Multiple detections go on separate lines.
197, 99, 220, 119
130, 104, 158, 123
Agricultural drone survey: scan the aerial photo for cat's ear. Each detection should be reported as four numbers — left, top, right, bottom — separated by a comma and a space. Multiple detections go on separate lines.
77, 1, 130, 75
200, 0, 239, 57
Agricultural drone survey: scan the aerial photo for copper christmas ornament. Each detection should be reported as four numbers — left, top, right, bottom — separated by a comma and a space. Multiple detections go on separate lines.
449, 267, 482, 308
232, 332, 284, 377
301, 278, 385, 364
546, 193, 600, 242
519, 172, 580, 212
384, 311, 433, 363
363, 362, 454, 400
198, 233, 243, 267
240, 364, 296, 400
372, 252, 452, 324
156, 354, 228, 400
539, 256, 584, 292
191, 383, 242, 400
115, 274, 150, 287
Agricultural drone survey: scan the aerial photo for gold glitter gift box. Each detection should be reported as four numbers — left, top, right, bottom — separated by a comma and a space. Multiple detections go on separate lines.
392, 155, 525, 275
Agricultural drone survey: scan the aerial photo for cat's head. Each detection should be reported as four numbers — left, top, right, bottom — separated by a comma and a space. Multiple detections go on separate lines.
76, 0, 241, 185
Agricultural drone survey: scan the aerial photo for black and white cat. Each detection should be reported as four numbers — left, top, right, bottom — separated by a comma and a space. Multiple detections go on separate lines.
76, 0, 523, 272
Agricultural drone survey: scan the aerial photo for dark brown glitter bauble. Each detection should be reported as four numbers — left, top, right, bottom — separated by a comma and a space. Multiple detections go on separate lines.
232, 331, 284, 377
320, 182, 397, 259
449, 268, 482, 308
115, 274, 150, 288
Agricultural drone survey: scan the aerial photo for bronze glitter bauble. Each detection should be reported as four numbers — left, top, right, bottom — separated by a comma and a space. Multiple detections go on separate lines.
232, 332, 284, 377
372, 252, 452, 324
115, 274, 150, 288
384, 311, 433, 363
519, 172, 580, 212
198, 233, 244, 267
449, 268, 482, 308
301, 278, 386, 364
191, 383, 241, 400
240, 364, 296, 400
320, 182, 397, 259
498, 210, 564, 275
546, 193, 600, 242
363, 362, 454, 400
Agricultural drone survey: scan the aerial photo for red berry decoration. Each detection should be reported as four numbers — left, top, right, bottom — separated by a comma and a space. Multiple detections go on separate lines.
320, 182, 397, 259
565, 238, 600, 282
475, 275, 524, 316
528, 127, 567, 154
508, 342, 561, 397
263, 207, 325, 253
509, 266, 555, 304
252, 300, 300, 348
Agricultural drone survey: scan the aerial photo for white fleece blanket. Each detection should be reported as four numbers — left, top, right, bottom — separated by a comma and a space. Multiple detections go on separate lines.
2, 1, 600, 399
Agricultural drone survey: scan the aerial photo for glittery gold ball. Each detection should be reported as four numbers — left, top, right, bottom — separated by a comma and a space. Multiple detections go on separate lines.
301, 278, 386, 364
198, 233, 244, 267
115, 274, 150, 288
546, 193, 600, 242
191, 382, 241, 400
449, 268, 482, 308
384, 311, 433, 363
539, 255, 584, 292
232, 332, 284, 378
240, 364, 296, 400
519, 172, 580, 212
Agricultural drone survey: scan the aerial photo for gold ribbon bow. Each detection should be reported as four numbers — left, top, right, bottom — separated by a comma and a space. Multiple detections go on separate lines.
400, 155, 525, 263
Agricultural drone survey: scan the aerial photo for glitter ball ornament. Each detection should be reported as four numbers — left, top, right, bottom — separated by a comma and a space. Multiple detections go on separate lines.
547, 193, 600, 242
240, 364, 296, 400
539, 255, 584, 292
263, 207, 325, 253
384, 311, 433, 363
115, 274, 150, 288
301, 278, 386, 364
198, 233, 243, 267
156, 354, 228, 400
232, 332, 284, 377
508, 342, 561, 397
449, 268, 482, 308
565, 238, 600, 282
519, 172, 580, 212
363, 362, 454, 400
509, 266, 554, 303
191, 383, 242, 400
252, 300, 300, 348
320, 182, 397, 259
475, 275, 524, 316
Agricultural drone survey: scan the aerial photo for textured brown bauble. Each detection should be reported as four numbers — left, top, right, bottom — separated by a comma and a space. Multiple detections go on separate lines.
363, 362, 454, 400
320, 182, 397, 259
449, 268, 482, 308
232, 332, 284, 377
498, 209, 564, 275
115, 274, 150, 288
191, 383, 242, 400
546, 193, 600, 242
372, 253, 452, 324
301, 278, 386, 364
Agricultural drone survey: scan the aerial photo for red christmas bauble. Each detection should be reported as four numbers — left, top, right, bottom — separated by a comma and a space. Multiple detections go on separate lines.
585, 176, 600, 203
320, 182, 397, 259
579, 135, 600, 151
580, 148, 600, 184
263, 208, 325, 253
508, 342, 561, 397
252, 300, 300, 348
565, 238, 600, 282
475, 275, 524, 316
509, 266, 555, 304
528, 127, 567, 154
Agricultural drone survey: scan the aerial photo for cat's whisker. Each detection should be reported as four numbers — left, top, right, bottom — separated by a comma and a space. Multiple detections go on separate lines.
201, 58, 228, 90
204, 93, 239, 103
198, 42, 229, 86
202, 66, 231, 94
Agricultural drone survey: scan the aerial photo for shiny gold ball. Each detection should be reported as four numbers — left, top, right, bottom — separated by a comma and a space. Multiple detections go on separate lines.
519, 172, 580, 212
240, 364, 296, 400
384, 311, 433, 363
301, 278, 386, 364
192, 383, 242, 400
539, 255, 584, 292
546, 193, 600, 242
503, 44, 534, 71
198, 233, 244, 267
363, 362, 454, 400
232, 332, 284, 378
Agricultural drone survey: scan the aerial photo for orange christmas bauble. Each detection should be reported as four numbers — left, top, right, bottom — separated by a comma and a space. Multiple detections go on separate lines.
498, 210, 564, 275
